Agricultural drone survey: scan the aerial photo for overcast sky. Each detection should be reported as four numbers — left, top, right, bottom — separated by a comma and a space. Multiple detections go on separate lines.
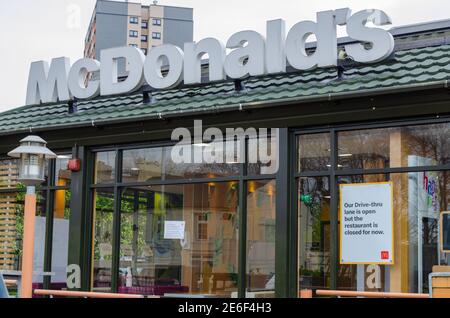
1, 0, 450, 112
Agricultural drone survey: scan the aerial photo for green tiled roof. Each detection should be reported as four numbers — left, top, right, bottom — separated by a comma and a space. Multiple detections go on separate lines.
1, 40, 450, 135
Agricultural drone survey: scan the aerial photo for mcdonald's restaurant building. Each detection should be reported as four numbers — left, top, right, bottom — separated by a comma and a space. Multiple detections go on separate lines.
1, 19, 450, 298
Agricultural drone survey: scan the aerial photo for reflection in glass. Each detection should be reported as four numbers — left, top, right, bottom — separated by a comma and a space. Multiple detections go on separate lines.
298, 133, 331, 172
337, 172, 450, 293
50, 190, 71, 290
338, 123, 450, 170
163, 145, 240, 179
338, 129, 390, 170
121, 145, 241, 182
31, 191, 47, 289
55, 156, 71, 186
246, 180, 276, 295
122, 148, 163, 182
247, 134, 278, 175
117, 182, 239, 296
298, 177, 331, 292
92, 188, 115, 291
95, 151, 116, 184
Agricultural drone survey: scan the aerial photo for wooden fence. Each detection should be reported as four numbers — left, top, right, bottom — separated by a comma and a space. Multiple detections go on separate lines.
0, 161, 19, 270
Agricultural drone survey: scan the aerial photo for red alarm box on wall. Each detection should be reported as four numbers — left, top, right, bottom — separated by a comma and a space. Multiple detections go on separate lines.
67, 158, 81, 172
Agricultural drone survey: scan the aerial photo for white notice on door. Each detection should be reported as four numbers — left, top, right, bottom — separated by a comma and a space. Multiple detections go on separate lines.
164, 221, 186, 240
340, 182, 394, 265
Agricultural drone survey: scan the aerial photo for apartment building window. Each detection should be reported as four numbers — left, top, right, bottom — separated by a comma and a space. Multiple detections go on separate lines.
129, 16, 139, 24
152, 32, 161, 40
153, 18, 162, 26
141, 35, 148, 42
142, 20, 148, 29
129, 30, 138, 38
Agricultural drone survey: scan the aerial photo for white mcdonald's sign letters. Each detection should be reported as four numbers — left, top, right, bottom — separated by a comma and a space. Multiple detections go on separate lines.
26, 8, 395, 106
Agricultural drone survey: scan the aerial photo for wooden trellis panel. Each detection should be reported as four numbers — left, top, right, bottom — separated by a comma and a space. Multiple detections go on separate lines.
0, 160, 19, 270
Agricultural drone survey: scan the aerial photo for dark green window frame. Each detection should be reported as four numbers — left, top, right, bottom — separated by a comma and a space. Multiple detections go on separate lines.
291, 116, 450, 296
85, 138, 277, 298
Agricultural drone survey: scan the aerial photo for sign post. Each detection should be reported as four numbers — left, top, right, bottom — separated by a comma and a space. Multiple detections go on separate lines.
340, 182, 394, 265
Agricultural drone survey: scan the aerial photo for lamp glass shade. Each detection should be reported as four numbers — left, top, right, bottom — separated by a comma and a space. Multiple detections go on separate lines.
8, 135, 56, 186
19, 153, 45, 185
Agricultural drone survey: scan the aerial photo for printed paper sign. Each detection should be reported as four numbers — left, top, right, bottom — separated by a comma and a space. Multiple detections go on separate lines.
340, 182, 394, 265
164, 221, 186, 240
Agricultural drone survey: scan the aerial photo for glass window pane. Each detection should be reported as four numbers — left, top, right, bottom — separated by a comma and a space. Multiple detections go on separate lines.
298, 177, 331, 293
50, 189, 71, 290
163, 145, 240, 179
337, 171, 450, 293
122, 148, 163, 182
95, 151, 116, 184
42, 160, 50, 187
338, 123, 450, 169
298, 133, 331, 172
31, 190, 47, 290
247, 132, 278, 176
338, 129, 390, 170
55, 156, 71, 187
118, 182, 239, 297
122, 145, 240, 182
92, 188, 115, 292
246, 180, 276, 295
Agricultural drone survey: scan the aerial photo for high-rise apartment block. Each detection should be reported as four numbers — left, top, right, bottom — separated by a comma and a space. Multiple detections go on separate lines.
84, 0, 193, 60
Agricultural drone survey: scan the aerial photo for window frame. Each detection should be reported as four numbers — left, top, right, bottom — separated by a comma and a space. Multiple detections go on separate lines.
88, 137, 277, 297
129, 16, 139, 24
292, 116, 450, 295
129, 30, 138, 38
